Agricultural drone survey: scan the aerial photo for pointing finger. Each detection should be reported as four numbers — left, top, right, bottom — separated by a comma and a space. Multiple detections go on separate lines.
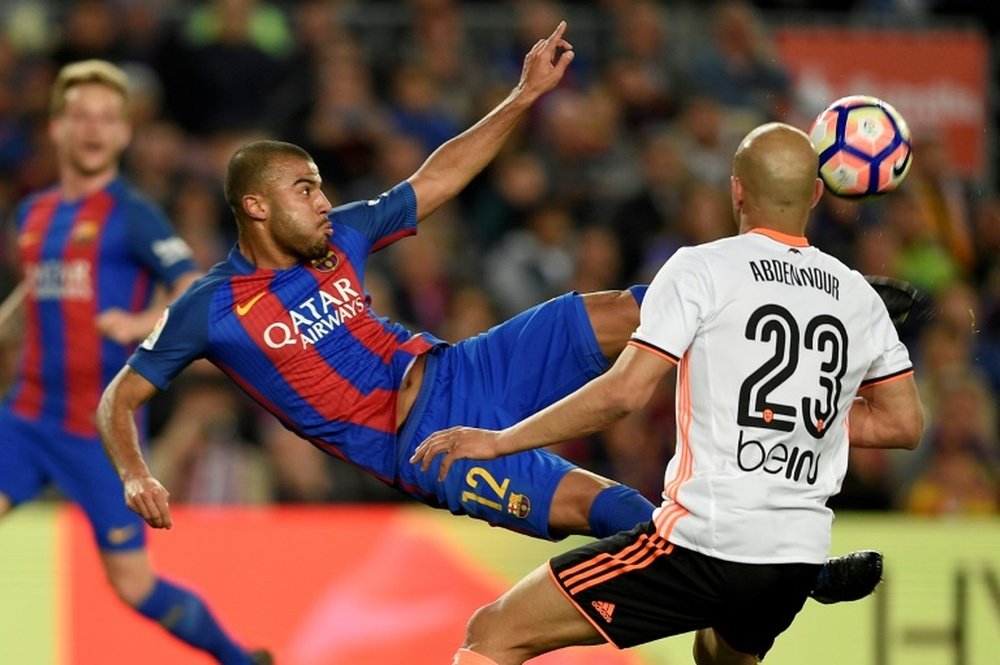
548, 20, 567, 42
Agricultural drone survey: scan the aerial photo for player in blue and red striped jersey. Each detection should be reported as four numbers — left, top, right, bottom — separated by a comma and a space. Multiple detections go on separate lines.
99, 23, 877, 605
0, 60, 269, 665
101, 21, 653, 543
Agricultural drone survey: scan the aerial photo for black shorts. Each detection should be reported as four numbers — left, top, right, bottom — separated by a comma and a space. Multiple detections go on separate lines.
548, 521, 821, 659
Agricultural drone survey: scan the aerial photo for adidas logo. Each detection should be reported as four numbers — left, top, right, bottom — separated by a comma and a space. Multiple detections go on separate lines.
592, 600, 615, 623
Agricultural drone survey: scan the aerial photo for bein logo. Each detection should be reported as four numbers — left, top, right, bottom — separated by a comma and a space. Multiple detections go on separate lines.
736, 430, 820, 485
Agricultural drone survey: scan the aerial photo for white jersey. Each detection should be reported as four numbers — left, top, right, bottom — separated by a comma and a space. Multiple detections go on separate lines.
632, 228, 912, 564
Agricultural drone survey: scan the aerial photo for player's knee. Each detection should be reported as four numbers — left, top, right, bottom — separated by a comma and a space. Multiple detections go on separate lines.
465, 599, 536, 664
465, 601, 504, 650
581, 290, 641, 359
102, 552, 156, 606
583, 289, 639, 320
106, 568, 155, 607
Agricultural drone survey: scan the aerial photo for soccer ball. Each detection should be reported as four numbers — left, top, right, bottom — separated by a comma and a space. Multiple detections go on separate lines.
808, 95, 912, 199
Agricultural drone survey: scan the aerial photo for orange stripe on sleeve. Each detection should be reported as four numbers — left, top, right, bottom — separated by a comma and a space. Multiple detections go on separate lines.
628, 339, 679, 365
859, 368, 914, 390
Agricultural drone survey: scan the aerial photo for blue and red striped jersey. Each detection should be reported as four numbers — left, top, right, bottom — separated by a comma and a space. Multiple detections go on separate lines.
6, 178, 195, 437
128, 182, 443, 481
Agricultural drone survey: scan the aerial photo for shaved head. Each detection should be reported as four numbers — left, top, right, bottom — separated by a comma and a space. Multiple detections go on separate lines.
732, 122, 822, 234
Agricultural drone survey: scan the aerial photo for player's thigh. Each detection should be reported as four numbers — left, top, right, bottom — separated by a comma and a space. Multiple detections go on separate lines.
440, 449, 576, 540
49, 435, 147, 552
458, 292, 607, 418
469, 564, 604, 659
0, 411, 50, 508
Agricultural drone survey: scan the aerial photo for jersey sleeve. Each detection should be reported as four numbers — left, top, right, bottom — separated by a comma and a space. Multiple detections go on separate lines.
124, 196, 196, 287
329, 181, 418, 253
631, 247, 713, 362
860, 282, 913, 387
127, 284, 210, 389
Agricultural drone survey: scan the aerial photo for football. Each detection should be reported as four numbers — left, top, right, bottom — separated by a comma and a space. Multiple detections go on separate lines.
808, 95, 913, 199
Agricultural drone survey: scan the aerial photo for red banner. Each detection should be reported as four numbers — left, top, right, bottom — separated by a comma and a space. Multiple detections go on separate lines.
774, 27, 989, 178
63, 506, 640, 665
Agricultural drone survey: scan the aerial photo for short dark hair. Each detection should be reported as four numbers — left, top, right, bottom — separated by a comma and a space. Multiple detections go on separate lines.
224, 140, 314, 222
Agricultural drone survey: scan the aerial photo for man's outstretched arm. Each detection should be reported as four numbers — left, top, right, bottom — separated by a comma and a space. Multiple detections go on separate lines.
97, 366, 173, 529
407, 20, 574, 221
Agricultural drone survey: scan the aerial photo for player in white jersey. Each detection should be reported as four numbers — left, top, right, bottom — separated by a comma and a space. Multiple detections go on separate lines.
411, 122, 924, 665
635, 225, 911, 565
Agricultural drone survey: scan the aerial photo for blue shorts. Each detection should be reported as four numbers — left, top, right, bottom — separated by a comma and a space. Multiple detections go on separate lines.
0, 408, 146, 551
396, 293, 609, 539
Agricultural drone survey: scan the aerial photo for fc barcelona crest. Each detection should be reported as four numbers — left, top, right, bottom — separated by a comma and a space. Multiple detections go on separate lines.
310, 249, 339, 273
507, 492, 531, 519
71, 220, 100, 244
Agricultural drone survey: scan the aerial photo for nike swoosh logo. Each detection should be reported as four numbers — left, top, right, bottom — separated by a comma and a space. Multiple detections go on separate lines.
107, 524, 138, 545
235, 291, 267, 316
892, 150, 912, 177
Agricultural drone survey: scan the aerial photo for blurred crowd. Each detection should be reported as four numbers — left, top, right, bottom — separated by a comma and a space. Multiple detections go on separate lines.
0, 0, 997, 514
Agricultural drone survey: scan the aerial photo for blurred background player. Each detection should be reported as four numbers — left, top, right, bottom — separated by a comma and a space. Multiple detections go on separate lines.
0, 60, 268, 665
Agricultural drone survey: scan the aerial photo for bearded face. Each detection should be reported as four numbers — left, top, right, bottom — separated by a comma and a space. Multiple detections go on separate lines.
271, 202, 331, 262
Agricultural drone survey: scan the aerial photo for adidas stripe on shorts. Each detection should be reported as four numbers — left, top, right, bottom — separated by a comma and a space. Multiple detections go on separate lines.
548, 521, 821, 659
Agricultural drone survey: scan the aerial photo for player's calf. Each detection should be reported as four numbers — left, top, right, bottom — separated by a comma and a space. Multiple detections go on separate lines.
549, 469, 654, 538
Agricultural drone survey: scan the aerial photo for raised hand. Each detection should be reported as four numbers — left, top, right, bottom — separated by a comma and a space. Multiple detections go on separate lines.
516, 20, 574, 103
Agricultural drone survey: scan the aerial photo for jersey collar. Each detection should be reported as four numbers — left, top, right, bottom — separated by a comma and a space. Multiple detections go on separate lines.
229, 244, 264, 275
748, 227, 810, 247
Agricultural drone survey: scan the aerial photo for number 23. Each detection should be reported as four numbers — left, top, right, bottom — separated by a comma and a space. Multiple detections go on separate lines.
737, 304, 848, 438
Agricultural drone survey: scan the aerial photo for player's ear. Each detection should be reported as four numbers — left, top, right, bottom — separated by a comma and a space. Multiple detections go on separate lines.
809, 178, 824, 209
730, 176, 744, 209
242, 194, 268, 221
